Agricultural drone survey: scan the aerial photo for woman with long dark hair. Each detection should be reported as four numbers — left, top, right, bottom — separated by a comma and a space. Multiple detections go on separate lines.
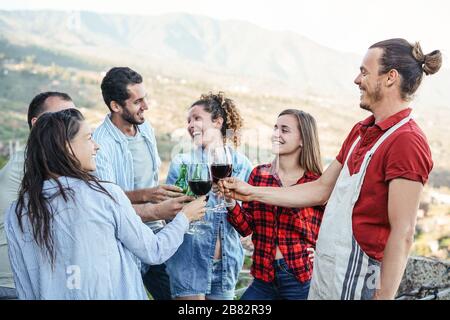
227, 109, 324, 300
5, 108, 205, 299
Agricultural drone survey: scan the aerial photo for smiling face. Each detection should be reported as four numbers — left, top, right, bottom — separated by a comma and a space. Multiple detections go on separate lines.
117, 83, 148, 125
69, 121, 99, 172
271, 114, 303, 156
187, 104, 223, 148
354, 48, 385, 111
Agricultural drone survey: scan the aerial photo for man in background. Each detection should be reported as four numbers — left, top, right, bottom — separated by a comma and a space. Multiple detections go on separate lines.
0, 92, 76, 299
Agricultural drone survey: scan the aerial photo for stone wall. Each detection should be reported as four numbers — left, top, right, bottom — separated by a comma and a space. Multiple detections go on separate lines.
396, 256, 450, 300
240, 236, 450, 300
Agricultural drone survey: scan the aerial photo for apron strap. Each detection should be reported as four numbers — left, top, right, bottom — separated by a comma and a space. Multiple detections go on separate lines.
351, 114, 413, 202
367, 115, 412, 156
344, 136, 361, 166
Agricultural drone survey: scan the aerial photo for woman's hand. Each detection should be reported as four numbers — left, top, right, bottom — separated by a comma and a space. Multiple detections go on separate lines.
180, 196, 207, 222
219, 177, 254, 202
154, 195, 194, 220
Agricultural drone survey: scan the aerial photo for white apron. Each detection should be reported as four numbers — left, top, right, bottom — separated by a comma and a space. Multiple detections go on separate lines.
308, 115, 412, 300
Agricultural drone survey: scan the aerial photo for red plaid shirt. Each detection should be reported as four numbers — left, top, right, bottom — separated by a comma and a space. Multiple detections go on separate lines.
227, 164, 324, 283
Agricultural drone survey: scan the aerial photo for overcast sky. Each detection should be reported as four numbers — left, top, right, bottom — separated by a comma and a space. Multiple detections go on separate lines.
1, 0, 448, 66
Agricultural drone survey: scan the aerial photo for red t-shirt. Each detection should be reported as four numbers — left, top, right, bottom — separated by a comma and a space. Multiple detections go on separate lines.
336, 108, 433, 261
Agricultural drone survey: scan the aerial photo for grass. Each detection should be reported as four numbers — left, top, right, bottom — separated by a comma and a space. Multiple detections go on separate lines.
0, 155, 7, 169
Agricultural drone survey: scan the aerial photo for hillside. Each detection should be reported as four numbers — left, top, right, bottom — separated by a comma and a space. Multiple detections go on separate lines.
1, 15, 449, 184
1, 10, 449, 103
0, 10, 448, 260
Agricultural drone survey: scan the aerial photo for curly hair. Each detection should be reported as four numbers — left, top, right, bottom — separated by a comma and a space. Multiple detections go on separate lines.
191, 91, 243, 147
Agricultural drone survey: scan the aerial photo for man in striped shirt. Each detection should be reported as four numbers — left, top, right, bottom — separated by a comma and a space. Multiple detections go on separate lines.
93, 67, 190, 300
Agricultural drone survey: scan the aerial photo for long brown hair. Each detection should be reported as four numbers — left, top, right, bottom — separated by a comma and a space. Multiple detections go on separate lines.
191, 91, 243, 148
278, 109, 323, 175
16, 108, 114, 266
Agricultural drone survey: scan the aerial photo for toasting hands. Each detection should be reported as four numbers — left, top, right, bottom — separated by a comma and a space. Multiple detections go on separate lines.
147, 184, 185, 202
218, 177, 254, 202
155, 195, 194, 220
181, 196, 207, 222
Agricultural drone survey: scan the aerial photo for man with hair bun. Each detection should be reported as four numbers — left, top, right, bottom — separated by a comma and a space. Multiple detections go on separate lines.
222, 38, 442, 300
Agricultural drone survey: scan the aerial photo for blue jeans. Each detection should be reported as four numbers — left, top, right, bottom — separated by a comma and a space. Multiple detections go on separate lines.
0, 287, 18, 300
142, 263, 172, 300
241, 259, 310, 300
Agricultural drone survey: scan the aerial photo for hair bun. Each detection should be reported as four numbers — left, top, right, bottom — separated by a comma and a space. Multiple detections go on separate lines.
411, 42, 442, 75
412, 42, 425, 63
423, 50, 443, 75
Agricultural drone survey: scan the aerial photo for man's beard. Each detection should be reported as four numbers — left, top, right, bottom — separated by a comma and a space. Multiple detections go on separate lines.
122, 106, 144, 125
360, 81, 382, 111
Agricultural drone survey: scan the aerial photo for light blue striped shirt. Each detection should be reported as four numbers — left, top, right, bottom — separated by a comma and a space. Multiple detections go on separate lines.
92, 115, 163, 231
5, 177, 189, 300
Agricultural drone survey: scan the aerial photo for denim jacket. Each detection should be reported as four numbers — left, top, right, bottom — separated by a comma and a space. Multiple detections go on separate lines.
165, 147, 252, 297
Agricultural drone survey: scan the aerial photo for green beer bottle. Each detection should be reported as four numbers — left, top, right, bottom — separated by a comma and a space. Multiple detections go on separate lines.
175, 164, 188, 193
175, 164, 195, 196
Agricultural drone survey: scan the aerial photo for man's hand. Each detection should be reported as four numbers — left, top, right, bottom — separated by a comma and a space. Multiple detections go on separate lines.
219, 177, 254, 202
148, 184, 185, 202
212, 183, 236, 208
211, 183, 219, 194
154, 195, 194, 220
126, 185, 184, 204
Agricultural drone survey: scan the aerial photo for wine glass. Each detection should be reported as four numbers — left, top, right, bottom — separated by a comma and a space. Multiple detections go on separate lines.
186, 163, 212, 234
210, 145, 234, 209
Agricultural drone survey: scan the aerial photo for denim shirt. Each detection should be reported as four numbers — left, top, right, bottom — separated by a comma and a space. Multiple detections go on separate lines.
165, 147, 252, 296
93, 115, 163, 231
5, 177, 189, 300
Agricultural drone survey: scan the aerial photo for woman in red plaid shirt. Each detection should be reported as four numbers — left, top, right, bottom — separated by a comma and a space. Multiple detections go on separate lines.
227, 109, 324, 300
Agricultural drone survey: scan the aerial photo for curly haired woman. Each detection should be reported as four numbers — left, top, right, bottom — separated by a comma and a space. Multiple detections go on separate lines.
165, 92, 252, 300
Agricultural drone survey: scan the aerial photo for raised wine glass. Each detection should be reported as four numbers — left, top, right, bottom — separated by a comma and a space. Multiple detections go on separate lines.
186, 163, 212, 234
210, 145, 234, 209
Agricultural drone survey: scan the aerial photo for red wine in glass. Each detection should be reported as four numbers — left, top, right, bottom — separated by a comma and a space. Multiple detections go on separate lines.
186, 163, 212, 234
188, 180, 212, 198
210, 146, 234, 208
211, 164, 233, 183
